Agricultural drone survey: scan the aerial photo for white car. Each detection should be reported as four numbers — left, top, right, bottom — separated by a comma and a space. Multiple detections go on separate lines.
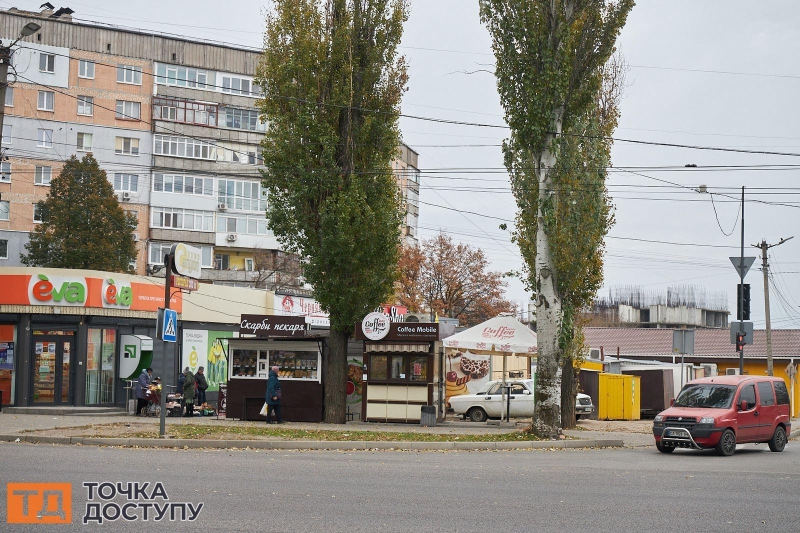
450, 379, 535, 422
449, 379, 594, 422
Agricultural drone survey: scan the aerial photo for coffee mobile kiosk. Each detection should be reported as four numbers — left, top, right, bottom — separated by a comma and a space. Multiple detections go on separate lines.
355, 313, 442, 423
226, 315, 325, 422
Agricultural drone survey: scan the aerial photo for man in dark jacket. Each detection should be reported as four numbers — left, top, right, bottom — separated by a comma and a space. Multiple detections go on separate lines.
195, 366, 208, 407
135, 368, 153, 416
265, 366, 283, 424
177, 367, 188, 412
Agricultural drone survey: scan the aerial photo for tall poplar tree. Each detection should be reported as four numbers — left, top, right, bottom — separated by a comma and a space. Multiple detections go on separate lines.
257, 0, 408, 423
480, 0, 634, 437
21, 154, 137, 272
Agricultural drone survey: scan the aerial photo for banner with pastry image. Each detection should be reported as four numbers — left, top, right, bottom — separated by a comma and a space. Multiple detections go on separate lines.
445, 349, 492, 406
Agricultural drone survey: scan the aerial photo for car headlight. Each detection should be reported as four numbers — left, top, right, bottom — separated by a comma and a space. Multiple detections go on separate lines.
654, 415, 664, 423
699, 417, 715, 425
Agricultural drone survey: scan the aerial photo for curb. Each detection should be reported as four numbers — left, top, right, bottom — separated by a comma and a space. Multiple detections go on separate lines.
0, 434, 624, 451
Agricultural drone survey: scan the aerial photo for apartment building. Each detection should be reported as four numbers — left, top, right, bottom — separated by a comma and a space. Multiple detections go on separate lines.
0, 6, 420, 285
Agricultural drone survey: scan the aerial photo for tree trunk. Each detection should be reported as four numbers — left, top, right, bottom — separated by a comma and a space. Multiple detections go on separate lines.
324, 328, 348, 423
561, 354, 577, 430
531, 110, 564, 439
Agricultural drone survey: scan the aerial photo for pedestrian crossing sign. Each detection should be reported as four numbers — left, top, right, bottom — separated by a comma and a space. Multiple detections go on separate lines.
160, 308, 178, 342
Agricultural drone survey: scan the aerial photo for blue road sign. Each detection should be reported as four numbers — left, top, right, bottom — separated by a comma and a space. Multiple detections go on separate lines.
162, 308, 178, 342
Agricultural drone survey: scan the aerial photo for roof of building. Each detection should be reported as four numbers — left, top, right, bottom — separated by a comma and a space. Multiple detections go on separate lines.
583, 327, 800, 359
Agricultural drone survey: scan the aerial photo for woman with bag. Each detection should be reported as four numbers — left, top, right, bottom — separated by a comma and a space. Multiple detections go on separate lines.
264, 366, 283, 424
182, 368, 196, 417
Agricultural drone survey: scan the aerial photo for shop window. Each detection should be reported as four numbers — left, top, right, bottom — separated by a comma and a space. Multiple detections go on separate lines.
410, 355, 428, 382
390, 355, 405, 379
0, 325, 16, 406
370, 355, 388, 381
86, 329, 116, 404
231, 349, 258, 377
271, 350, 318, 380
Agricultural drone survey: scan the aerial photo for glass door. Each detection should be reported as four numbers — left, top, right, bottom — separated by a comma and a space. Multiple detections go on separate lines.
32, 335, 74, 405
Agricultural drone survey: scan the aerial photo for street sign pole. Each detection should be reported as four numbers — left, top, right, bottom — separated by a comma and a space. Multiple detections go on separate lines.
739, 186, 745, 375
160, 253, 173, 438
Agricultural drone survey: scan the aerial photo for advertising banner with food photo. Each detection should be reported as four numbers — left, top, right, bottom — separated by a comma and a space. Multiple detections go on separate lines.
182, 330, 235, 392
445, 350, 492, 406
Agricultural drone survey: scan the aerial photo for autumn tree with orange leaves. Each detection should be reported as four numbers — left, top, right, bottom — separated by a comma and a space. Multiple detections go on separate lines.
396, 234, 515, 327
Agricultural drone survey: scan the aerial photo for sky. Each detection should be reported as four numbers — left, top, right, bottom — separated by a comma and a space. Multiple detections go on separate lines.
13, 0, 800, 329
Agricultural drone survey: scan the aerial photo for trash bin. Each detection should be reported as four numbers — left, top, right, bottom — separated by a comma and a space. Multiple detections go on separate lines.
420, 405, 436, 427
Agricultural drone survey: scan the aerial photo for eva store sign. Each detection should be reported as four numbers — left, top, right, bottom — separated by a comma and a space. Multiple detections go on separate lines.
29, 275, 133, 309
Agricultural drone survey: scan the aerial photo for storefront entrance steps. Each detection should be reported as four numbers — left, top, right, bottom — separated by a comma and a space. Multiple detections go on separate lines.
2, 406, 128, 416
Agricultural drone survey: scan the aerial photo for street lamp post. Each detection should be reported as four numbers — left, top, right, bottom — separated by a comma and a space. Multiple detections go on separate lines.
0, 22, 41, 153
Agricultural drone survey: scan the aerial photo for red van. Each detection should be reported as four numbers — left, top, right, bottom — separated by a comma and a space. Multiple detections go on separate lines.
652, 375, 791, 456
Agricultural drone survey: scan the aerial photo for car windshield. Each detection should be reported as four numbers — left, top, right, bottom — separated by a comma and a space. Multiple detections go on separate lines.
673, 384, 737, 408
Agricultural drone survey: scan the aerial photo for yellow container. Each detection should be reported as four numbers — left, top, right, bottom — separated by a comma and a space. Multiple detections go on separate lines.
598, 373, 641, 420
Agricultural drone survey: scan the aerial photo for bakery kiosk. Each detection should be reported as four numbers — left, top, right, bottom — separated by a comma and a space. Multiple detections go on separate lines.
226, 314, 325, 422
356, 313, 442, 423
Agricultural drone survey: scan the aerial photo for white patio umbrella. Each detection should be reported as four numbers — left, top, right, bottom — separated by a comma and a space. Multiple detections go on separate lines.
442, 314, 537, 421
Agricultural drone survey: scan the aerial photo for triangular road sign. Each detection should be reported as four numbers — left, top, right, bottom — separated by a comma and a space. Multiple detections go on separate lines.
729, 256, 756, 278
164, 315, 176, 338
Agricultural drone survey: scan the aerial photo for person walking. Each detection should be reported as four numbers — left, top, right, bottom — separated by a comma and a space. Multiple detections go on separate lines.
195, 366, 208, 407
182, 368, 196, 417
265, 366, 283, 424
134, 367, 153, 416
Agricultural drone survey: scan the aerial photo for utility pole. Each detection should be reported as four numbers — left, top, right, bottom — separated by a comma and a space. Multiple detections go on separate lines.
755, 236, 794, 376
739, 186, 745, 375
0, 23, 41, 153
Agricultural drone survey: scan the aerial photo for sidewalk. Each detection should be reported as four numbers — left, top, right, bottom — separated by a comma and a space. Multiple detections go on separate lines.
0, 413, 795, 451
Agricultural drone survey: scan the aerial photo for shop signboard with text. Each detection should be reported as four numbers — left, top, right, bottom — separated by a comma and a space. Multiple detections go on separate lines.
274, 294, 330, 327
0, 270, 182, 312
239, 315, 308, 338
354, 319, 440, 342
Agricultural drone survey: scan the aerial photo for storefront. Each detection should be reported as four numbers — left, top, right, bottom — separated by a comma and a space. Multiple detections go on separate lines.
355, 313, 442, 423
0, 267, 181, 407
225, 314, 326, 422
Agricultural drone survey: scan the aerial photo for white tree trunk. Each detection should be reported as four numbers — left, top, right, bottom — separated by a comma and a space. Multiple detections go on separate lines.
532, 109, 564, 438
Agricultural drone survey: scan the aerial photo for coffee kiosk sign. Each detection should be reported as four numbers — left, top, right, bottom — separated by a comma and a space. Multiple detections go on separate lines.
355, 318, 439, 342
239, 315, 307, 338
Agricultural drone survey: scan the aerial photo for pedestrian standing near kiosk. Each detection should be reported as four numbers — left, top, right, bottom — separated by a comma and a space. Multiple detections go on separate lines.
265, 366, 283, 424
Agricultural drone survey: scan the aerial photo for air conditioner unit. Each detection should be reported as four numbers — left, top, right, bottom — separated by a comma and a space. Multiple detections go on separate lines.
725, 368, 740, 376
589, 348, 601, 360
702, 364, 717, 377
218, 203, 228, 211
121, 191, 131, 201
226, 234, 237, 242
132, 232, 140, 242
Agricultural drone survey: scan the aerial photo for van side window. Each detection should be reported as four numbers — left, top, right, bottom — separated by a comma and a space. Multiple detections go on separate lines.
739, 384, 756, 410
757, 381, 776, 406
774, 381, 790, 405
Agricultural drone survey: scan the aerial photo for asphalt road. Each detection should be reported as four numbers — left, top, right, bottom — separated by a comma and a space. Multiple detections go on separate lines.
2, 442, 799, 532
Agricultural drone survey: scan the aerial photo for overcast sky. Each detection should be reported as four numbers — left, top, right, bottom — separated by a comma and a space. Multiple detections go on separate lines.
18, 0, 800, 329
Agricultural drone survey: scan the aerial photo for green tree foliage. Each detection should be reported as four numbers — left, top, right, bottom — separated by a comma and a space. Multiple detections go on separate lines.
480, 0, 634, 438
257, 0, 408, 423
21, 154, 137, 272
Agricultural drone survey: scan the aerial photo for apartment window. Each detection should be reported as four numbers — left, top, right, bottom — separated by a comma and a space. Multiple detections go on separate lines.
151, 207, 213, 231
115, 137, 140, 156
37, 128, 54, 148
39, 53, 55, 73
4, 86, 13, 107
0, 162, 10, 182
2, 124, 10, 145
78, 59, 95, 79
33, 203, 44, 223
221, 75, 254, 96
153, 97, 217, 127
247, 151, 263, 165
77, 95, 93, 116
117, 65, 142, 85
37, 91, 55, 111
35, 166, 52, 186
218, 179, 267, 211
216, 214, 269, 235
154, 134, 215, 160
153, 173, 213, 196
0, 200, 9, 221
223, 107, 264, 131
77, 132, 93, 152
114, 173, 138, 192
150, 242, 213, 268
116, 100, 141, 120
156, 64, 209, 89
0, 239, 7, 259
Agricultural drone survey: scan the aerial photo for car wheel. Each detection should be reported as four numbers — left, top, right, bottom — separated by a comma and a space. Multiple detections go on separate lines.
575, 414, 582, 421
656, 442, 675, 454
469, 407, 488, 423
715, 429, 736, 456
768, 426, 787, 452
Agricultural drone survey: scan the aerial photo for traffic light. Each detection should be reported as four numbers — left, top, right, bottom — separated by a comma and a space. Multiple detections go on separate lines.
735, 333, 745, 351
737, 283, 751, 321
